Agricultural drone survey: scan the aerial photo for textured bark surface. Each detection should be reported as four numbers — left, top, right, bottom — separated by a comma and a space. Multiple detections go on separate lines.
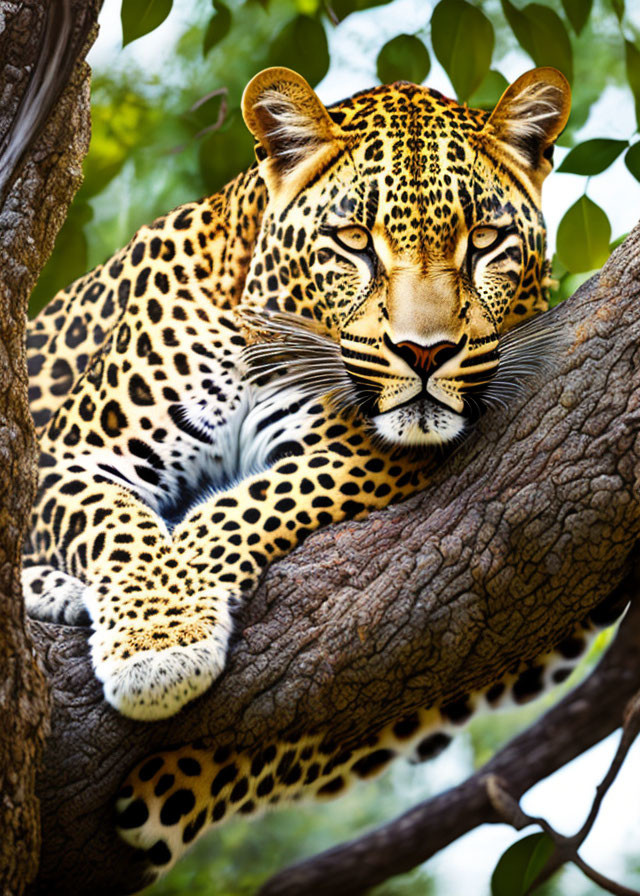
29, 222, 640, 895
0, 2, 100, 894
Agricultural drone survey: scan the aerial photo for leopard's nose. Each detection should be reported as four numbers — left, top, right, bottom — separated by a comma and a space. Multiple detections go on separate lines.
391, 339, 461, 378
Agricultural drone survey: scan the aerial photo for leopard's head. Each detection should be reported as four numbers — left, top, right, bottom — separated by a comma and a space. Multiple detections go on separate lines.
240, 66, 570, 447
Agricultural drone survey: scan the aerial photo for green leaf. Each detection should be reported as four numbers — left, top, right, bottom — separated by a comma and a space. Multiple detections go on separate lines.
610, 0, 624, 21
551, 269, 597, 306
561, 0, 592, 34
121, 0, 172, 47
557, 138, 628, 175
468, 69, 509, 110
501, 1, 573, 82
557, 196, 611, 273
376, 35, 430, 85
267, 15, 329, 87
491, 833, 555, 896
431, 0, 494, 102
501, 0, 534, 58
624, 142, 640, 181
521, 833, 557, 892
610, 231, 628, 251
330, 0, 393, 22
625, 40, 640, 130
203, 0, 231, 55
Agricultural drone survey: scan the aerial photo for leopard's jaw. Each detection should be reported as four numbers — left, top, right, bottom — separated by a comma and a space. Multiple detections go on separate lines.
372, 399, 466, 447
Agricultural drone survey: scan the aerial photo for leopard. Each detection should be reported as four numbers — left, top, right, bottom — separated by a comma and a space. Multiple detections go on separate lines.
25, 64, 620, 880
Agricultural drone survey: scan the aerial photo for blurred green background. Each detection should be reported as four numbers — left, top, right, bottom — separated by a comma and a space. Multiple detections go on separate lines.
36, 0, 640, 892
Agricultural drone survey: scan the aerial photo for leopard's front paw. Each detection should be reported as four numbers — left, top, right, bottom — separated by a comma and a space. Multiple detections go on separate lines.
23, 565, 92, 626
89, 589, 234, 720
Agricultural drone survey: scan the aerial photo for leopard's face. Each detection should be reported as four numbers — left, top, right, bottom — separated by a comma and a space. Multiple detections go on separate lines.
241, 68, 570, 446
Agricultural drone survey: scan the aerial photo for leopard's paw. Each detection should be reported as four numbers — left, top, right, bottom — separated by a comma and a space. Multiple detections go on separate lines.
89, 590, 234, 720
22, 565, 92, 626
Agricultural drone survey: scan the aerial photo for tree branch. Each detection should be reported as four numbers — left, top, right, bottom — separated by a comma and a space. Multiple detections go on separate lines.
26, 221, 640, 895
258, 585, 640, 895
0, 2, 100, 893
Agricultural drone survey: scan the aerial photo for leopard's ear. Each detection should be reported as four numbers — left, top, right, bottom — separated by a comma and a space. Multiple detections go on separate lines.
485, 67, 571, 177
242, 67, 338, 188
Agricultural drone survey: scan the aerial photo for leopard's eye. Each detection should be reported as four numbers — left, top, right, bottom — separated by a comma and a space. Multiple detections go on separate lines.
470, 226, 500, 251
334, 225, 371, 253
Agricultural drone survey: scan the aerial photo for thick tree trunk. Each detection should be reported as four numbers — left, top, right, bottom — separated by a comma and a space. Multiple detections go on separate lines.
27, 223, 640, 895
0, 2, 100, 893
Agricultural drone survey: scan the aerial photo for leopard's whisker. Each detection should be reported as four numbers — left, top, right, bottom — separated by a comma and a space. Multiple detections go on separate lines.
481, 314, 561, 409
240, 308, 372, 415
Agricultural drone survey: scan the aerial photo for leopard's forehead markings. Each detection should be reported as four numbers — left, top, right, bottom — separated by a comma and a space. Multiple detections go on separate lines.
333, 83, 488, 157
323, 83, 507, 255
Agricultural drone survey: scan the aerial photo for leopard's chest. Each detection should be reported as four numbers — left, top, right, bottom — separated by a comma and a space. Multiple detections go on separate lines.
153, 383, 323, 527
38, 337, 329, 532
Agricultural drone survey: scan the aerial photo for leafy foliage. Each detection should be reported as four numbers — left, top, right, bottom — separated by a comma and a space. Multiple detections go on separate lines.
625, 38, 640, 129
376, 34, 430, 85
267, 14, 329, 85
431, 0, 494, 101
501, 0, 574, 82
557, 195, 611, 273
625, 141, 640, 181
203, 0, 232, 55
468, 68, 509, 109
561, 0, 592, 35
121, 0, 173, 46
491, 833, 556, 896
557, 138, 628, 176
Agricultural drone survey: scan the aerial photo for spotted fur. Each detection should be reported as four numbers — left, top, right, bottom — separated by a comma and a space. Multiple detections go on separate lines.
23, 66, 608, 878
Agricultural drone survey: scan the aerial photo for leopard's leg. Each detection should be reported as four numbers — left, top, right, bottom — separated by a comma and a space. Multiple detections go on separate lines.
30, 444, 432, 720
29, 459, 236, 720
22, 564, 92, 626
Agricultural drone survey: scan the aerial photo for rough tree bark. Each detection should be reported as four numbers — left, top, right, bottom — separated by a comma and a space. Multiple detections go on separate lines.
26, 223, 640, 896
0, 2, 101, 894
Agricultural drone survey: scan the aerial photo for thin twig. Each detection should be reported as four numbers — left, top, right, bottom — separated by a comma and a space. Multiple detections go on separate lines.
168, 88, 229, 154
189, 87, 228, 112
530, 687, 640, 890
572, 855, 640, 896
484, 698, 640, 896
323, 1, 339, 26
573, 688, 640, 846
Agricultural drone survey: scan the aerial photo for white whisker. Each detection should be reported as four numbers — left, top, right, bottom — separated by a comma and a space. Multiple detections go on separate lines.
481, 313, 563, 409
238, 307, 372, 415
